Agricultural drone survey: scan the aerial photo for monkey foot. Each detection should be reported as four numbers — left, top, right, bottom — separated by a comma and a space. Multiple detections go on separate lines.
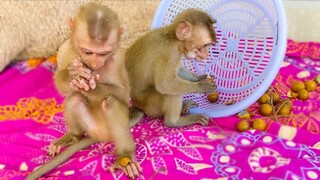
181, 100, 197, 115
48, 143, 63, 157
189, 114, 210, 126
110, 159, 143, 179
48, 135, 81, 157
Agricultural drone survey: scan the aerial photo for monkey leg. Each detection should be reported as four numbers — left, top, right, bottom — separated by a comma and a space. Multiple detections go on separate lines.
102, 97, 142, 178
181, 100, 197, 115
49, 94, 86, 156
27, 138, 96, 180
48, 132, 82, 157
129, 107, 144, 127
163, 96, 210, 127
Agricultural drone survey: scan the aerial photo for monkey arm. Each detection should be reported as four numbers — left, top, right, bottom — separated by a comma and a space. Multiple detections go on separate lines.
82, 83, 130, 106
54, 68, 74, 96
154, 62, 203, 95
178, 66, 206, 82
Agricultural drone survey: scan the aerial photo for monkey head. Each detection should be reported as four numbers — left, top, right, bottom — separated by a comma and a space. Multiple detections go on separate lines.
173, 9, 217, 61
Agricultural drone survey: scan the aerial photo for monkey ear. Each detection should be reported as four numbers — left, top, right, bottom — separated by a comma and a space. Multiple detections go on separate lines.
176, 22, 192, 41
68, 18, 74, 31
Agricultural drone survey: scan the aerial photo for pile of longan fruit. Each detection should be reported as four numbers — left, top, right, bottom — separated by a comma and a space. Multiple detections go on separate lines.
236, 75, 320, 132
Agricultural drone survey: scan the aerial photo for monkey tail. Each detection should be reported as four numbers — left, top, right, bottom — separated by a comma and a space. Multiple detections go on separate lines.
26, 138, 97, 180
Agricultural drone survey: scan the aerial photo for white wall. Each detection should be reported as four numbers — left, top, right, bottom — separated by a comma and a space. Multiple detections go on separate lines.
283, 0, 320, 41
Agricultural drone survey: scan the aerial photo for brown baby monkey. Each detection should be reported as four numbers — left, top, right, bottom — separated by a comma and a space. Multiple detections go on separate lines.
126, 9, 217, 127
26, 3, 141, 179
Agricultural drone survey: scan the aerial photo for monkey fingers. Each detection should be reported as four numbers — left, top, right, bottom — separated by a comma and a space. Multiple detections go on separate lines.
193, 114, 210, 126
88, 77, 96, 89
110, 160, 142, 179
72, 78, 90, 91
196, 74, 207, 81
48, 144, 62, 157
68, 66, 92, 81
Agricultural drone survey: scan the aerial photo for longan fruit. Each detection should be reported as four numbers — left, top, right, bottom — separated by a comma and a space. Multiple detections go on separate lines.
259, 103, 273, 116
119, 157, 132, 167
279, 100, 292, 110
305, 80, 317, 92
277, 105, 291, 115
297, 89, 309, 100
287, 90, 298, 99
291, 81, 305, 93
252, 119, 266, 131
207, 92, 219, 103
258, 94, 270, 104
237, 120, 250, 132
270, 92, 280, 105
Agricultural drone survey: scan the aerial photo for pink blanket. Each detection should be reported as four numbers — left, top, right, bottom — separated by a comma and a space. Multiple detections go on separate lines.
0, 40, 319, 179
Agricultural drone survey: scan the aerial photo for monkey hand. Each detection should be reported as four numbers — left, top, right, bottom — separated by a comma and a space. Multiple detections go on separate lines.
198, 78, 217, 93
110, 157, 143, 179
68, 59, 99, 91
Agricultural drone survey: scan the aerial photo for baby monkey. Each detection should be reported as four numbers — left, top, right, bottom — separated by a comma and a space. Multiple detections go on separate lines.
126, 9, 217, 127
26, 3, 141, 179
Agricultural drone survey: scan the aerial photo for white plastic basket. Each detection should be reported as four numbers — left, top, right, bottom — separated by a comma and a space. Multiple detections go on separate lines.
151, 0, 287, 118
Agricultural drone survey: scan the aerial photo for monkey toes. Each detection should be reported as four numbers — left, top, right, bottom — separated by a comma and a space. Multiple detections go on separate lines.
110, 160, 142, 179
189, 114, 210, 126
48, 135, 80, 157
181, 100, 197, 115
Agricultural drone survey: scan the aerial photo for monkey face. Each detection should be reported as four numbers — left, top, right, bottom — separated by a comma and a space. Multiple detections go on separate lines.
184, 26, 215, 61
74, 29, 119, 70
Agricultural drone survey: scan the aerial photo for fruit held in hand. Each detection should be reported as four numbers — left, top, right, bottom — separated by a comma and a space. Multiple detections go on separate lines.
297, 89, 309, 100
207, 92, 219, 103
119, 157, 132, 167
259, 103, 273, 116
252, 119, 266, 131
305, 80, 317, 91
258, 94, 270, 104
237, 120, 250, 132
291, 81, 305, 93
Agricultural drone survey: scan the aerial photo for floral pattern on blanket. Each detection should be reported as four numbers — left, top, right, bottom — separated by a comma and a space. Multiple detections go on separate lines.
0, 40, 319, 179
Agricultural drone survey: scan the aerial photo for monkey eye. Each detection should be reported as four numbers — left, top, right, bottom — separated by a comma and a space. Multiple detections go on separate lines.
83, 51, 93, 55
98, 52, 111, 57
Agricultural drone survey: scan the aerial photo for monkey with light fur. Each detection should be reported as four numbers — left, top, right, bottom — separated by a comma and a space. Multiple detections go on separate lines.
0, 0, 160, 72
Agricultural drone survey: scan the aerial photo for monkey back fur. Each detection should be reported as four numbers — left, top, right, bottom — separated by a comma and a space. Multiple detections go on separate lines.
0, 0, 160, 72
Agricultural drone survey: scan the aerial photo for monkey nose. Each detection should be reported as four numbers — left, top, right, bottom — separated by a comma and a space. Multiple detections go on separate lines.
91, 63, 98, 70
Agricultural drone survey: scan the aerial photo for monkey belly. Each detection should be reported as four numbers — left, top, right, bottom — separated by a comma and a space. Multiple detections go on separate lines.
132, 89, 183, 118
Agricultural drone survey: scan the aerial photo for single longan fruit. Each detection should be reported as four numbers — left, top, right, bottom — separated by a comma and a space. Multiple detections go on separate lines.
258, 94, 270, 104
297, 89, 309, 100
207, 92, 219, 103
236, 120, 250, 132
270, 92, 280, 105
305, 80, 317, 92
119, 157, 132, 167
277, 105, 291, 115
291, 81, 305, 93
259, 104, 273, 116
252, 119, 266, 131
279, 100, 292, 110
